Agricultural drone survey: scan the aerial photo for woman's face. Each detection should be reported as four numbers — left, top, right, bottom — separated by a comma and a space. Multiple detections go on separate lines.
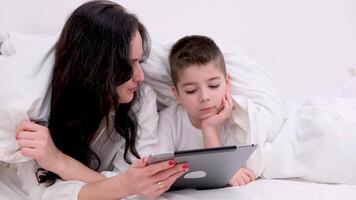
116, 31, 145, 103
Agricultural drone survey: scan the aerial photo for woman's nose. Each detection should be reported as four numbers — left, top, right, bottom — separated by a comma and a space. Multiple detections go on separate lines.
133, 64, 144, 82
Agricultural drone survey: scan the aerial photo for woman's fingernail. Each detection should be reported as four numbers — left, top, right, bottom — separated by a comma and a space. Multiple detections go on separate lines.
141, 157, 147, 163
168, 160, 175, 166
182, 163, 189, 169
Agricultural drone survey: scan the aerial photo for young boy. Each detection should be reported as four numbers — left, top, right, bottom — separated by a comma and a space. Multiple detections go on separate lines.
158, 35, 256, 186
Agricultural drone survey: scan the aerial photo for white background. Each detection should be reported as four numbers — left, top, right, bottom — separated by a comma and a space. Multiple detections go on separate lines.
1, 0, 355, 96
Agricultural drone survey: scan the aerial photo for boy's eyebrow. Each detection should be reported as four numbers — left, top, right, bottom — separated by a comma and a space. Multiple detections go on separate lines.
181, 76, 222, 87
181, 82, 196, 87
208, 77, 222, 81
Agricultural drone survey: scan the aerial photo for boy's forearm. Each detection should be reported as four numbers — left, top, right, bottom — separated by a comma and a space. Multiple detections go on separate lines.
55, 153, 106, 183
202, 126, 221, 148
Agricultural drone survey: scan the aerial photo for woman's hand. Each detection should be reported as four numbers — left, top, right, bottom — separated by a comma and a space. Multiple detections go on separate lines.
16, 120, 65, 173
122, 157, 189, 198
228, 167, 256, 186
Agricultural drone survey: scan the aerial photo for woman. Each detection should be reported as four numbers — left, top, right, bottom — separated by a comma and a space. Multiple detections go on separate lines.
15, 1, 187, 199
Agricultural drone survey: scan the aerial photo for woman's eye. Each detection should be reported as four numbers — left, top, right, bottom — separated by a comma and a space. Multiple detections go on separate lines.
185, 90, 196, 94
209, 84, 220, 89
139, 59, 145, 64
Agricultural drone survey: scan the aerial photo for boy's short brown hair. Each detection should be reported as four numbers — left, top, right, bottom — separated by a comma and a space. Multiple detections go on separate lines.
169, 35, 226, 86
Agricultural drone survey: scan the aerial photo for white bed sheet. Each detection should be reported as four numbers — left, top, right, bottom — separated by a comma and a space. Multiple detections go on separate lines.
2, 163, 355, 200
0, 164, 29, 200
148, 179, 356, 200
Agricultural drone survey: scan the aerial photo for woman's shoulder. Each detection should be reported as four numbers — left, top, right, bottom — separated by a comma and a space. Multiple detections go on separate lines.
138, 83, 156, 97
158, 102, 186, 121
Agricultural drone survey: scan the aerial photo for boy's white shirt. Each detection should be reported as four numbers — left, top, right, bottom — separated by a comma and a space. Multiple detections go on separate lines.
157, 102, 246, 153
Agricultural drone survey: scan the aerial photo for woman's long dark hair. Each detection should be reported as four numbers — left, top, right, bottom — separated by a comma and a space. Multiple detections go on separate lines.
36, 0, 150, 185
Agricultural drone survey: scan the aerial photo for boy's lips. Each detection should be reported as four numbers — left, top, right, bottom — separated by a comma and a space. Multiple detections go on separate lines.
200, 106, 214, 112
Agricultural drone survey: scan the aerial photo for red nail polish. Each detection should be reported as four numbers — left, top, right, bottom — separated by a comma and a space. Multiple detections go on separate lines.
182, 163, 189, 169
168, 160, 175, 166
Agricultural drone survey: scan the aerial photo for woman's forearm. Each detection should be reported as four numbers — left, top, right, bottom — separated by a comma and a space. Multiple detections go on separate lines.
78, 173, 133, 200
55, 152, 106, 183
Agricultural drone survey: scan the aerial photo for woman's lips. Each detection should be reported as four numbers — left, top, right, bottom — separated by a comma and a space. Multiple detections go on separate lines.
128, 86, 137, 92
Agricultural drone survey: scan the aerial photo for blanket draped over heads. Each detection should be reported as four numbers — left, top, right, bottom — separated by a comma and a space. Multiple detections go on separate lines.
0, 33, 58, 163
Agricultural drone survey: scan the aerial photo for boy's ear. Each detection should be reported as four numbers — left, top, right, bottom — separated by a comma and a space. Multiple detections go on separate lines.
226, 73, 231, 86
171, 86, 181, 104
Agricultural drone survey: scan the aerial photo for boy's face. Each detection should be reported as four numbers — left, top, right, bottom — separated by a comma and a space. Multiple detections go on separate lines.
173, 62, 230, 125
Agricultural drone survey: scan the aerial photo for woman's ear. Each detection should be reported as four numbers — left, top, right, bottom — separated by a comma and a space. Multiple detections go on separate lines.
171, 86, 181, 104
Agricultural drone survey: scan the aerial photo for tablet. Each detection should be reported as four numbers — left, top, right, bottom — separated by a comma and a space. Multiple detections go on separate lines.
148, 144, 257, 190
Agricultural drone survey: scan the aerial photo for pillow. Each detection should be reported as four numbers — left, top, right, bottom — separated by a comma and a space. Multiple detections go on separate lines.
0, 33, 58, 163
335, 77, 356, 98
0, 32, 55, 56
0, 30, 6, 46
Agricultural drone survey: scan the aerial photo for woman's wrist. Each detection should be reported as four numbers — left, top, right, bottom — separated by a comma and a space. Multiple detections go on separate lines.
119, 171, 136, 196
52, 151, 69, 176
78, 173, 135, 200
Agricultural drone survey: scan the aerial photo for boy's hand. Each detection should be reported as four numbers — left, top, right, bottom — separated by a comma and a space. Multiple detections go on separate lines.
228, 167, 256, 186
201, 81, 234, 130
201, 81, 233, 148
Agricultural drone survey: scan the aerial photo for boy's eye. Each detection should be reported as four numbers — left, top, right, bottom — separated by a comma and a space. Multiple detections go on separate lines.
209, 84, 220, 89
185, 89, 197, 94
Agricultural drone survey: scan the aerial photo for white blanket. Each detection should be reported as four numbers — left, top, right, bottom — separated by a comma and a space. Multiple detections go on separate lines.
264, 97, 356, 184
127, 179, 356, 200
0, 33, 58, 163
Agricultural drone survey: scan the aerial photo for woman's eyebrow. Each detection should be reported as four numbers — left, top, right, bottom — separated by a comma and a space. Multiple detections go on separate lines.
130, 58, 140, 62
130, 53, 143, 62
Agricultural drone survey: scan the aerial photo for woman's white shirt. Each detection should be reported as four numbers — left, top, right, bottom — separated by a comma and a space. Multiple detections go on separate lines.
12, 84, 159, 200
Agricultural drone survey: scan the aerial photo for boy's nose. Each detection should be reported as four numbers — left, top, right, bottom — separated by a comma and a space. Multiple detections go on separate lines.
200, 97, 210, 102
200, 92, 211, 102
